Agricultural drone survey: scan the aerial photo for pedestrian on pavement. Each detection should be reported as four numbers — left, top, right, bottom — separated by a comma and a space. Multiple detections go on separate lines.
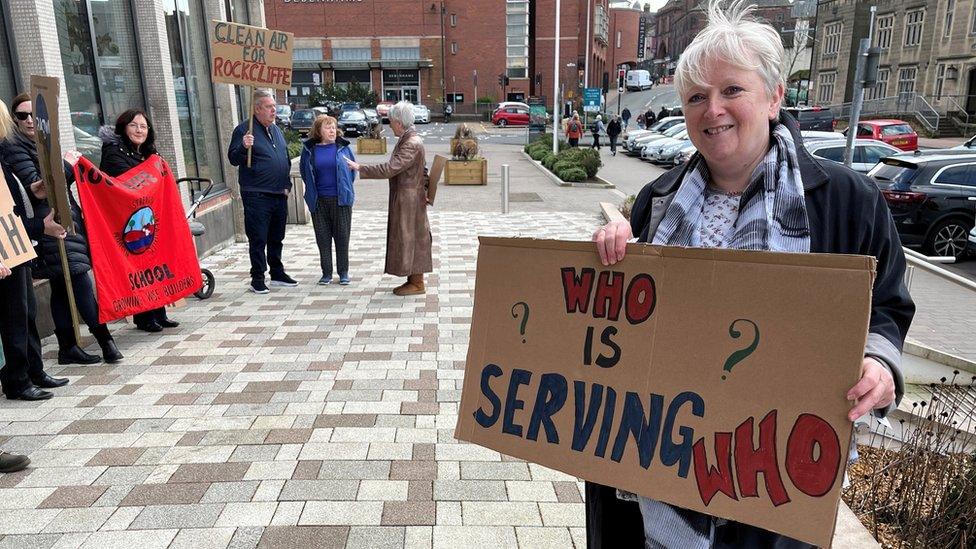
0, 99, 69, 401
345, 102, 432, 296
657, 105, 668, 122
621, 107, 631, 130
590, 115, 604, 150
606, 115, 622, 156
0, 339, 32, 471
644, 108, 656, 128
228, 89, 298, 295
300, 115, 357, 286
590, 2, 914, 548
566, 113, 583, 147
98, 108, 177, 341
0, 93, 121, 366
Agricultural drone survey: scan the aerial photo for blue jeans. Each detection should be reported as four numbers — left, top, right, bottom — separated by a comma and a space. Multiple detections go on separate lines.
242, 191, 288, 282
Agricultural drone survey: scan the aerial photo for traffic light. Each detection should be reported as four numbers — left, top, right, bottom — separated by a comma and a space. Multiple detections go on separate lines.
504, 76, 510, 86
498, 74, 505, 86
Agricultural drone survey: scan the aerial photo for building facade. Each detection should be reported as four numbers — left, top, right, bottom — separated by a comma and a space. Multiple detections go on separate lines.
811, 0, 976, 120
0, 0, 266, 255
263, 0, 612, 109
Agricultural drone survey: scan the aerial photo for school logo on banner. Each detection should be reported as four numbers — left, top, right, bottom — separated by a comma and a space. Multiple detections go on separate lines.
75, 155, 202, 323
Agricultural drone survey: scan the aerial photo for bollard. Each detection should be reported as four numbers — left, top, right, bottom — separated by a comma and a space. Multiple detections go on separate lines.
501, 164, 510, 214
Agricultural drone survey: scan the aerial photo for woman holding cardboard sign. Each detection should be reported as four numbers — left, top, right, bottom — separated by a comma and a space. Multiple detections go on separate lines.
589, 1, 914, 547
345, 102, 432, 296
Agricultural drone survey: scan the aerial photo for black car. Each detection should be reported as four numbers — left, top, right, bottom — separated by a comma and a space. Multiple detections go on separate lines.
784, 107, 835, 131
340, 102, 361, 112
338, 110, 369, 136
868, 152, 976, 259
290, 109, 316, 136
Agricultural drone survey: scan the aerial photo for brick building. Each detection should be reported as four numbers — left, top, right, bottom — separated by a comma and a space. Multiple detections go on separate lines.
811, 0, 976, 132
263, 0, 614, 110
608, 3, 644, 79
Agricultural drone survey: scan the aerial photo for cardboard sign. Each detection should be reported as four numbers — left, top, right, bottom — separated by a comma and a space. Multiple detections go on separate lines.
0, 171, 37, 269
210, 21, 294, 90
30, 75, 73, 234
426, 154, 447, 205
455, 238, 875, 548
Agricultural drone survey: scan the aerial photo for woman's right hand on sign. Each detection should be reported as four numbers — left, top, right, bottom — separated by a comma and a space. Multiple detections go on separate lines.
30, 180, 47, 200
43, 211, 66, 239
0, 261, 11, 279
243, 133, 254, 149
593, 220, 633, 266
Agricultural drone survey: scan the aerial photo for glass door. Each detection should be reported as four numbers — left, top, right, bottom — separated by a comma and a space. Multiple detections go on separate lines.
403, 87, 419, 103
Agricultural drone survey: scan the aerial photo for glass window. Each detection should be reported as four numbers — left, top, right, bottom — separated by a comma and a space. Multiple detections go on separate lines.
332, 47, 371, 61
817, 72, 835, 103
944, 0, 955, 37
875, 14, 893, 49
823, 22, 841, 55
86, 0, 146, 127
898, 67, 917, 94
294, 48, 323, 61
856, 125, 874, 137
380, 47, 420, 60
904, 9, 925, 46
934, 165, 975, 186
163, 0, 225, 189
814, 146, 845, 162
866, 68, 889, 100
0, 7, 16, 103
881, 124, 913, 136
863, 146, 894, 165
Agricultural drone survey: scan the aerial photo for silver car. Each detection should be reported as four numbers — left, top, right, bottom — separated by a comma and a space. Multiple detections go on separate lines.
805, 139, 902, 173
414, 104, 431, 124
643, 130, 689, 162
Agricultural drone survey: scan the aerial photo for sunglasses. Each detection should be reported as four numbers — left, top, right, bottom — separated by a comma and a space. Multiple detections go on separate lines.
13, 111, 32, 121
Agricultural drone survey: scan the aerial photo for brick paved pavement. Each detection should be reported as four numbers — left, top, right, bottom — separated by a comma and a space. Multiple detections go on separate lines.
0, 210, 601, 549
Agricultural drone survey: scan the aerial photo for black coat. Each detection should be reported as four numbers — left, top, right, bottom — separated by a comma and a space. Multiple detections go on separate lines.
606, 120, 622, 138
586, 112, 915, 548
0, 130, 89, 279
98, 126, 150, 177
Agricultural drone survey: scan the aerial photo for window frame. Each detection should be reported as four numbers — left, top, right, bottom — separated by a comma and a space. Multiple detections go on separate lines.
875, 14, 894, 49
904, 9, 925, 47
822, 21, 842, 56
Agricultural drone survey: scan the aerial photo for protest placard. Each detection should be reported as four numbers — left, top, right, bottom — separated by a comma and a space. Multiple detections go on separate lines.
29, 76, 72, 234
0, 171, 37, 269
210, 20, 294, 90
455, 238, 875, 548
427, 154, 447, 205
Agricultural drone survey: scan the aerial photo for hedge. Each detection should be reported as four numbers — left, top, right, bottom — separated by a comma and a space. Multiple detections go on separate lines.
525, 138, 601, 183
557, 167, 587, 182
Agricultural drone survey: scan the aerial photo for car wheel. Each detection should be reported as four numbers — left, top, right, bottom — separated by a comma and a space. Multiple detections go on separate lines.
499, 119, 508, 126
925, 218, 973, 259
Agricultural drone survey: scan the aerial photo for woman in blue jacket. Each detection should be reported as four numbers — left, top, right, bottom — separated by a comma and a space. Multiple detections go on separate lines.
300, 115, 357, 285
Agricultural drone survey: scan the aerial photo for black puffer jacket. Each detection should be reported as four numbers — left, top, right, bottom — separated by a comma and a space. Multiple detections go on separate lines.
0, 129, 89, 279
98, 126, 150, 176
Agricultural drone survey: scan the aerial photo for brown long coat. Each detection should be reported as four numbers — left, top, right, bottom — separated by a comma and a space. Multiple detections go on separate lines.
359, 129, 432, 276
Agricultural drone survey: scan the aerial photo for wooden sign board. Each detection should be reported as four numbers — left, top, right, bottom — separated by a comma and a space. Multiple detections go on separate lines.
0, 171, 37, 269
30, 75, 73, 234
210, 20, 295, 90
456, 238, 876, 548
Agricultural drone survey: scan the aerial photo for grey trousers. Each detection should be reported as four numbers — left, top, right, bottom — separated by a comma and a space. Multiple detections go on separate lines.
311, 196, 352, 278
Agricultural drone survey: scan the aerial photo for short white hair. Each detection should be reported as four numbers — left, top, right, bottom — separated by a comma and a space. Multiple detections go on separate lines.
674, 0, 785, 101
388, 101, 415, 130
252, 88, 275, 109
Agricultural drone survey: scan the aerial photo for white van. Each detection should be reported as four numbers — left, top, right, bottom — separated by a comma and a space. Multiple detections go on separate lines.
625, 70, 652, 91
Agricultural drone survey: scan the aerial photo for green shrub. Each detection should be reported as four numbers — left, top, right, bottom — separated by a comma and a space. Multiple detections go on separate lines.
542, 153, 558, 170
557, 167, 587, 182
529, 147, 549, 161
287, 141, 303, 159
557, 147, 601, 177
552, 160, 575, 174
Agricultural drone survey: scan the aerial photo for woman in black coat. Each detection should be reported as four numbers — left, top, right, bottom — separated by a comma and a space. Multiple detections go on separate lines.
1, 93, 122, 364
98, 109, 179, 333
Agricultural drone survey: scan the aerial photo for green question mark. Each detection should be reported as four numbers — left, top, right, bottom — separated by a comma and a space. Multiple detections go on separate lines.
723, 319, 759, 380
511, 302, 529, 343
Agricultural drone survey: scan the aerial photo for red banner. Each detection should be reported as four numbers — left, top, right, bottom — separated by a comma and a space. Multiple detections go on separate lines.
75, 156, 202, 323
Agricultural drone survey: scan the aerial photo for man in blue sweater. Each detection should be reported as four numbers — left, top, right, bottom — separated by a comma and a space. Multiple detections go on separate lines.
228, 89, 297, 294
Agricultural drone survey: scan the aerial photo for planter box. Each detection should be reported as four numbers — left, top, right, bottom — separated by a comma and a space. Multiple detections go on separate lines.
357, 138, 387, 155
445, 158, 488, 185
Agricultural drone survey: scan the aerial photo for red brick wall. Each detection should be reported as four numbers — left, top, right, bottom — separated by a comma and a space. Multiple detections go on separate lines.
609, 8, 641, 70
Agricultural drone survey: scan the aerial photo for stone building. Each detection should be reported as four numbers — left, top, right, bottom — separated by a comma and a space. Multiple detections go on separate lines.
810, 0, 976, 134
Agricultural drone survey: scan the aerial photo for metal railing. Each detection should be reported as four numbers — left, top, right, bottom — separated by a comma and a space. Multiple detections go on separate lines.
946, 96, 972, 128
911, 94, 940, 133
826, 93, 943, 133
903, 247, 976, 293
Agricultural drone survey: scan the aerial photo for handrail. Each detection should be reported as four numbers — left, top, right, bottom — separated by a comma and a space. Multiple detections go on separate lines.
903, 247, 976, 293
945, 96, 971, 127
911, 94, 939, 133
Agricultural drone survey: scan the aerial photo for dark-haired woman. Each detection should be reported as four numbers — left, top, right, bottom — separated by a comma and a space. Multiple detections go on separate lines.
0, 93, 122, 365
99, 109, 180, 333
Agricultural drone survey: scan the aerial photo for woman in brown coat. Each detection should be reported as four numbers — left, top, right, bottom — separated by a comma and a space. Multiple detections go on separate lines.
346, 102, 432, 295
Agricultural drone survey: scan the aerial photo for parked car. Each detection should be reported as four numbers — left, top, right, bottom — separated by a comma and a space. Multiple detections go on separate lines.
804, 139, 902, 173
952, 134, 976, 150
675, 144, 698, 165
338, 110, 369, 136
783, 106, 836, 131
655, 138, 697, 166
275, 104, 292, 129
414, 104, 431, 124
642, 129, 689, 162
848, 119, 918, 151
311, 106, 330, 118
363, 108, 380, 126
496, 101, 530, 112
624, 117, 684, 152
290, 109, 316, 136
376, 101, 394, 122
801, 130, 845, 141
969, 222, 976, 256
868, 152, 976, 259
630, 123, 686, 156
492, 105, 530, 126
340, 102, 361, 112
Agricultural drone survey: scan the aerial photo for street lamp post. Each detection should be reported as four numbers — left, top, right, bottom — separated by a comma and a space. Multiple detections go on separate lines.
552, 0, 561, 155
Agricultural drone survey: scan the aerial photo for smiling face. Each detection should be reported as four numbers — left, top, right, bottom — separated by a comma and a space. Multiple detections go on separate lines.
682, 57, 784, 188
14, 100, 34, 138
126, 114, 149, 147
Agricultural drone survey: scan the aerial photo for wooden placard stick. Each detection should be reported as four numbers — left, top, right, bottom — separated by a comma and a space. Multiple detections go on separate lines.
247, 86, 254, 168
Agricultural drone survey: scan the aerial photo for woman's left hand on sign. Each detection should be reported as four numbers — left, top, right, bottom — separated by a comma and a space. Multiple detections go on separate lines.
0, 261, 11, 279
846, 357, 896, 420
593, 220, 632, 266
63, 150, 82, 166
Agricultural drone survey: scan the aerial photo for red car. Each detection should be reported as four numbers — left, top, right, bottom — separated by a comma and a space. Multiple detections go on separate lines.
492, 106, 530, 126
376, 101, 394, 122
849, 119, 918, 151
